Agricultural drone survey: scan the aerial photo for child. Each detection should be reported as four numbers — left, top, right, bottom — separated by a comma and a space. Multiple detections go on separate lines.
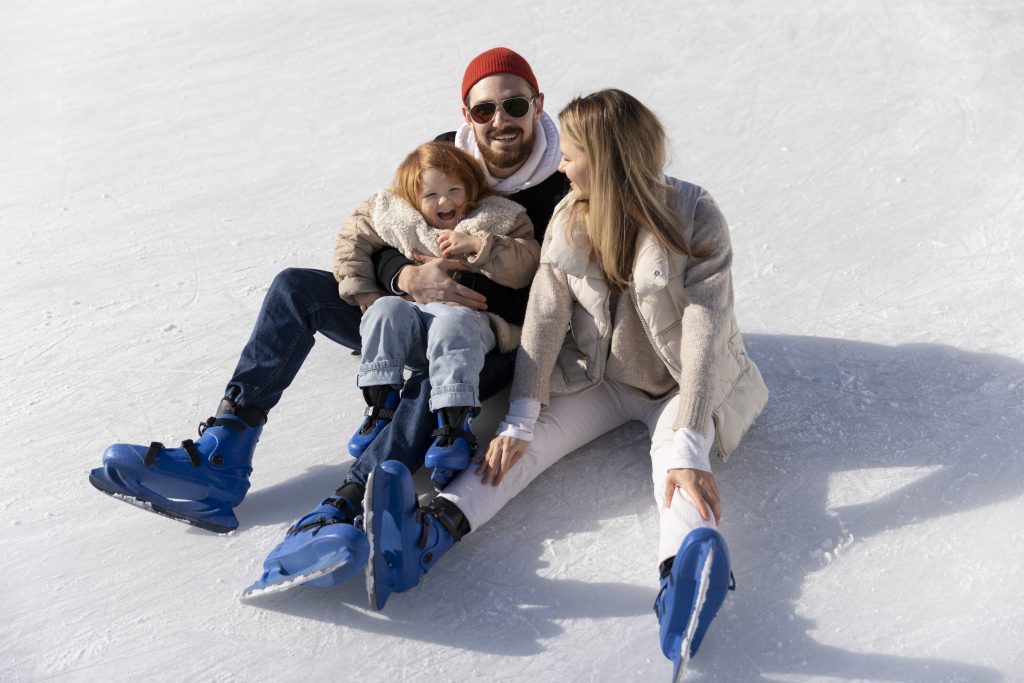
333, 140, 539, 488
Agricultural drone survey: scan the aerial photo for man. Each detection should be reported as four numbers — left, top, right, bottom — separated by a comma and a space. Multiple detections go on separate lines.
89, 48, 567, 592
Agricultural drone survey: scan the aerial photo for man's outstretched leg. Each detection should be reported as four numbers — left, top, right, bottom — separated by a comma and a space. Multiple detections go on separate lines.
241, 482, 370, 598
240, 372, 436, 595
244, 347, 515, 593
365, 460, 469, 610
90, 403, 267, 532
90, 268, 361, 532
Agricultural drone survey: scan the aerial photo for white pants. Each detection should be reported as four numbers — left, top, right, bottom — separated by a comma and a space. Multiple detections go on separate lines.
440, 379, 718, 565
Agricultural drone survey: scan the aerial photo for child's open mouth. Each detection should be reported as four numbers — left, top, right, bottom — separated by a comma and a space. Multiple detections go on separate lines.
437, 210, 456, 222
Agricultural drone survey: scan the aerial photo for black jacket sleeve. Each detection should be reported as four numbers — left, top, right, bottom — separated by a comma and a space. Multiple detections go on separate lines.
451, 271, 530, 325
372, 247, 413, 295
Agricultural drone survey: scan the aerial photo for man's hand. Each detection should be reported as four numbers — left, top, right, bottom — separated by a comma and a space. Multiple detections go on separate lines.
437, 230, 482, 258
396, 251, 487, 310
665, 468, 721, 524
476, 435, 528, 486
353, 291, 382, 313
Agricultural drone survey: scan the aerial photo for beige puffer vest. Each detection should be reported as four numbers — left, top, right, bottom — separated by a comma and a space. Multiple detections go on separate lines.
540, 178, 768, 461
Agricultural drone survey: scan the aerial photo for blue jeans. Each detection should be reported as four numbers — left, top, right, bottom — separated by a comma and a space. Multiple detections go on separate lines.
358, 298, 496, 410
224, 267, 514, 487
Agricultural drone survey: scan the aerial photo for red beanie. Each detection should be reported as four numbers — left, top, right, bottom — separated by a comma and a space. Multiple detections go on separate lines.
461, 47, 539, 102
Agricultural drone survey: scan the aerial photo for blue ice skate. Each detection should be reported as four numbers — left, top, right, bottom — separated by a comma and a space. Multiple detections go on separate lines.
89, 412, 262, 533
423, 406, 477, 489
241, 488, 369, 599
348, 386, 401, 457
364, 461, 465, 610
655, 528, 735, 681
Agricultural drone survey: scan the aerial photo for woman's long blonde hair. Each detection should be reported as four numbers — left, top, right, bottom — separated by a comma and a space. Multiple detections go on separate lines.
559, 89, 701, 288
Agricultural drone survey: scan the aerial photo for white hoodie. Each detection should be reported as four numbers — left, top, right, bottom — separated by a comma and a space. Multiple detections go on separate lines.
453, 111, 562, 193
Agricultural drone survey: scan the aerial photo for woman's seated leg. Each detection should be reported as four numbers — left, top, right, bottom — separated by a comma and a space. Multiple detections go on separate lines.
439, 381, 630, 533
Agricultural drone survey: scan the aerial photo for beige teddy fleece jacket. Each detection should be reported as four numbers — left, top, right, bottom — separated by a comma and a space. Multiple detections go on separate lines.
333, 190, 540, 352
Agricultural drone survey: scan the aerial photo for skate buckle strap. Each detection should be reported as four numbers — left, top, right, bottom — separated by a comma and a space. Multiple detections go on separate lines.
358, 406, 396, 436
286, 497, 357, 537
142, 441, 165, 466
364, 406, 396, 420
142, 440, 201, 467
417, 507, 463, 548
651, 572, 738, 617
429, 425, 478, 448
198, 415, 246, 436
653, 582, 667, 618
287, 515, 344, 537
416, 510, 428, 549
180, 439, 203, 467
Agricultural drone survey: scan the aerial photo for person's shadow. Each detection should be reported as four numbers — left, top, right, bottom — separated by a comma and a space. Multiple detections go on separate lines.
241, 334, 1021, 681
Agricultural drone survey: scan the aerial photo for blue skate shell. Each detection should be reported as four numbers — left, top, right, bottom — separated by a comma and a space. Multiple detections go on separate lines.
89, 413, 260, 533
656, 527, 733, 673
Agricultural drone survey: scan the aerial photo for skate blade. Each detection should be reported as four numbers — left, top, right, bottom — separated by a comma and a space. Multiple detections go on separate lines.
90, 473, 236, 534
241, 544, 364, 601
673, 545, 715, 683
364, 468, 379, 611
240, 563, 341, 601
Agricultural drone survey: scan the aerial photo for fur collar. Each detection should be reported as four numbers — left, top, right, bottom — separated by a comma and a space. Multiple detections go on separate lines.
371, 190, 527, 261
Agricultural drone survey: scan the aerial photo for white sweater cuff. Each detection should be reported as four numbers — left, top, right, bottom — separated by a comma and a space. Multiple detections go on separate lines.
668, 427, 713, 473
496, 398, 541, 442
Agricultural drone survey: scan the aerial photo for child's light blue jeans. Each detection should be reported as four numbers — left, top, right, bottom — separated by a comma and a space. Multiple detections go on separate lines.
358, 297, 496, 410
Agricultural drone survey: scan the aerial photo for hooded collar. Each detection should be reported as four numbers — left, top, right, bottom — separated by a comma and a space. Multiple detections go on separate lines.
454, 111, 562, 193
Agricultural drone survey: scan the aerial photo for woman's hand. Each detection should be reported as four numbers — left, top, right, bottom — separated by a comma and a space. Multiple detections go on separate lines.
437, 230, 482, 258
476, 435, 528, 486
353, 291, 382, 313
665, 468, 721, 524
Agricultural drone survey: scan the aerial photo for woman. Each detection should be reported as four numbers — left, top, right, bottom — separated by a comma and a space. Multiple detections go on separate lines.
365, 89, 768, 677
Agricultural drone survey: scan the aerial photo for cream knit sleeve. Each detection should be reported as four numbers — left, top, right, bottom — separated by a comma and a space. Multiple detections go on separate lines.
674, 194, 735, 434
509, 262, 574, 406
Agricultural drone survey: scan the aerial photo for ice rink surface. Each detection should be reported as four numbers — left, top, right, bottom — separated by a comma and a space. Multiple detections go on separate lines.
2, 1, 1022, 680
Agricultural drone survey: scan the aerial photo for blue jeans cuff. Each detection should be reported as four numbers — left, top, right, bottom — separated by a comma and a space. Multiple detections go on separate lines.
358, 360, 404, 388
429, 384, 480, 411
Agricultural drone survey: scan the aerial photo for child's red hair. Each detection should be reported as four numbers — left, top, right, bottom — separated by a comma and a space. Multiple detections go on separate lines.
392, 141, 493, 213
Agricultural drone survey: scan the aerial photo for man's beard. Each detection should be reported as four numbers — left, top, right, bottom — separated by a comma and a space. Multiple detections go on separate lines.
477, 127, 534, 172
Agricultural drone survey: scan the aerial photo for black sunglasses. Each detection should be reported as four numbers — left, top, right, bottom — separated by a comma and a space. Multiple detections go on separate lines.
468, 96, 536, 124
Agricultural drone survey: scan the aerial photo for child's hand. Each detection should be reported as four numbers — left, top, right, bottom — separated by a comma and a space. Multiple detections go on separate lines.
437, 230, 482, 258
354, 291, 383, 313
